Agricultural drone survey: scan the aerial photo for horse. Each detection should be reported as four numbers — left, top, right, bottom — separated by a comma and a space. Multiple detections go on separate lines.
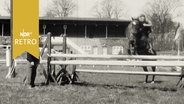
126, 18, 157, 83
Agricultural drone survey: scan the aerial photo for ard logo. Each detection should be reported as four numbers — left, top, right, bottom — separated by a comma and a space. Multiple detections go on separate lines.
20, 29, 32, 38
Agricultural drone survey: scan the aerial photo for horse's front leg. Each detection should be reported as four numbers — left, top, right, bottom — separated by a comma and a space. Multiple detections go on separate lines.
128, 41, 131, 55
151, 66, 156, 84
128, 40, 136, 55
143, 66, 148, 83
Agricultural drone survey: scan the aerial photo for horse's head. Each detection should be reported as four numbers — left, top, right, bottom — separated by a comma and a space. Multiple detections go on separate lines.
130, 17, 142, 35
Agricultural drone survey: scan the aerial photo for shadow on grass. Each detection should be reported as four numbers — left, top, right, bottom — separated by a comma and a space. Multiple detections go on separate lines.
73, 81, 177, 92
137, 80, 164, 84
1, 80, 177, 92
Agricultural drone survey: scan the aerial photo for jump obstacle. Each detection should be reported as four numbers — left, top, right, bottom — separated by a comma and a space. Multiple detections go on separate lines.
44, 32, 184, 87
0, 44, 47, 79
2, 33, 184, 87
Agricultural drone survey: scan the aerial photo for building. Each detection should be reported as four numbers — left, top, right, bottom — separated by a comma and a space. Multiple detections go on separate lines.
0, 16, 130, 55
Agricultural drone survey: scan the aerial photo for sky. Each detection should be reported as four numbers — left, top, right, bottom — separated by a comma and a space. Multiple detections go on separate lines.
0, 0, 184, 22
0, 0, 148, 18
39, 0, 148, 19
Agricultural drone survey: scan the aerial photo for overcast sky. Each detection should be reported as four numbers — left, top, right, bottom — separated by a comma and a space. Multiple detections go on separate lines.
0, 0, 149, 18
0, 0, 184, 22
40, 0, 149, 19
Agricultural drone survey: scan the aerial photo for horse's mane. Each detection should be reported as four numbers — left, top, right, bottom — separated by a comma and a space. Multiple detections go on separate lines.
125, 23, 131, 38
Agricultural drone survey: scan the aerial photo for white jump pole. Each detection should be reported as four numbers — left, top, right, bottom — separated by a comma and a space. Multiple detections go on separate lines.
5, 45, 14, 79
6, 46, 11, 67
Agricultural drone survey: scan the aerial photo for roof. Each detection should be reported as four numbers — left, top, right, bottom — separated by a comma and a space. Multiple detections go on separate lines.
0, 16, 130, 22
0, 16, 10, 20
40, 17, 130, 22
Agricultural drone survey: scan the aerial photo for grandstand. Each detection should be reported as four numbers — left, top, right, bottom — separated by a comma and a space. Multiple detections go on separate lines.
0, 16, 130, 55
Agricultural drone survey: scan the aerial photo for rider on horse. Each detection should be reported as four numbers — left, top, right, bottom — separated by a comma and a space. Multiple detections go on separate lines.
127, 14, 157, 83
129, 14, 153, 55
139, 14, 152, 27
138, 14, 154, 54
139, 14, 152, 37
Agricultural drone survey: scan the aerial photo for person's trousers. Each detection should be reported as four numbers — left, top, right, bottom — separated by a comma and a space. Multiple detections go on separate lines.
27, 61, 39, 86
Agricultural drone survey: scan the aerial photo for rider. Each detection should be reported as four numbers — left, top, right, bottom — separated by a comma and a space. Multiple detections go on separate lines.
138, 14, 152, 27
138, 14, 154, 54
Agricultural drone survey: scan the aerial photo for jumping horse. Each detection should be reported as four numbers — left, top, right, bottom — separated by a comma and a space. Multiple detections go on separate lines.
126, 18, 157, 83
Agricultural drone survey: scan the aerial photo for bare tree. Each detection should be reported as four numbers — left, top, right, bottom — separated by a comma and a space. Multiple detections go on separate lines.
45, 0, 76, 17
45, 10, 55, 18
144, 0, 183, 51
145, 0, 182, 35
94, 0, 127, 19
113, 0, 127, 19
4, 0, 11, 15
101, 0, 114, 18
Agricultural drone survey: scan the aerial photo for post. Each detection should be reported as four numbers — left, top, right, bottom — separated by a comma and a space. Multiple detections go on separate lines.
43, 24, 46, 35
61, 25, 72, 84
2, 23, 4, 37
71, 53, 77, 83
46, 32, 51, 85
106, 25, 108, 39
6, 46, 11, 67
40, 36, 49, 57
63, 25, 67, 54
5, 46, 15, 79
85, 25, 87, 38
6, 0, 16, 78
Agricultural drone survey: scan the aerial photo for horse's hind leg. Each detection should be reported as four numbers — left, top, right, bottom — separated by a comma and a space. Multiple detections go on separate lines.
143, 66, 148, 83
151, 66, 156, 84
151, 51, 157, 84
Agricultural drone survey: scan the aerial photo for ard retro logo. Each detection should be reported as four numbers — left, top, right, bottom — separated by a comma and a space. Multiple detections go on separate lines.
13, 0, 39, 59
14, 29, 37, 45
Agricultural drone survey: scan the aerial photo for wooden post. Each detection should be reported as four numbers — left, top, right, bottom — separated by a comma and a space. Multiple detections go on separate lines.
61, 25, 72, 84
39, 35, 49, 81
5, 46, 16, 79
106, 25, 108, 39
85, 25, 87, 38
69, 51, 78, 83
46, 32, 51, 85
63, 25, 67, 73
63, 25, 67, 54
2, 23, 4, 37
72, 57, 78, 83
7, 0, 16, 78
6, 46, 11, 67
43, 24, 46, 35
40, 36, 49, 57
63, 35, 66, 53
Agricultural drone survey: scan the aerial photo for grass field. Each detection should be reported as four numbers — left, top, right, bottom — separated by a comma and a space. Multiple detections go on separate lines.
1, 63, 184, 104
1, 48, 184, 104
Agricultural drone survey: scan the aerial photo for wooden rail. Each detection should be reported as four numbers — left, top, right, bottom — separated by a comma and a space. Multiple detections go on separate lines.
50, 54, 184, 60
50, 60, 184, 67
